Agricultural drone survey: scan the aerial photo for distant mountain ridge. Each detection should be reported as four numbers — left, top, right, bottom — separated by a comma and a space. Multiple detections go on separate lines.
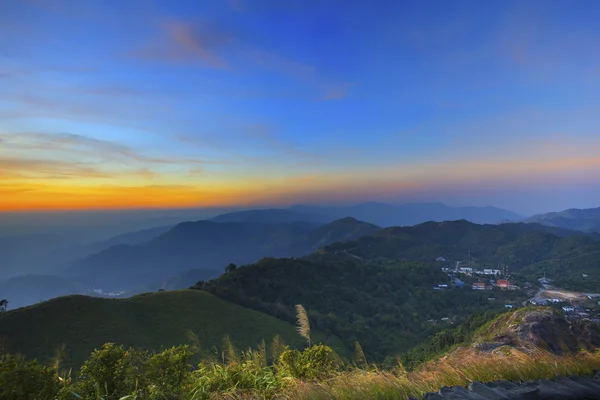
205, 202, 522, 228
525, 207, 600, 234
67, 217, 381, 293
288, 202, 522, 226
210, 208, 327, 225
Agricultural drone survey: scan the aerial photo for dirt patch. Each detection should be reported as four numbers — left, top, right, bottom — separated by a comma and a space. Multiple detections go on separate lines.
540, 290, 584, 301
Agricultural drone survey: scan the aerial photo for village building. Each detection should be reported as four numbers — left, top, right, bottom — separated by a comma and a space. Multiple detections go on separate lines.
472, 282, 486, 290
497, 279, 510, 288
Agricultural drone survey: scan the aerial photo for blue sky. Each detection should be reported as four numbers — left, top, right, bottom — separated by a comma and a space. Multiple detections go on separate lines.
1, 0, 600, 214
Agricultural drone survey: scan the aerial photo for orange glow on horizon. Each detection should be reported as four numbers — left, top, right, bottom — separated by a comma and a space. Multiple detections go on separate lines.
2, 152, 600, 212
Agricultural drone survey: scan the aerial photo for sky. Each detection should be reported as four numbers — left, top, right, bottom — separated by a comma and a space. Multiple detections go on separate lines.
1, 0, 600, 215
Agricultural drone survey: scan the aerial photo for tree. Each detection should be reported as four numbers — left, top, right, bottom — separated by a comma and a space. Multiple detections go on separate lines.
225, 263, 237, 274
0, 299, 7, 312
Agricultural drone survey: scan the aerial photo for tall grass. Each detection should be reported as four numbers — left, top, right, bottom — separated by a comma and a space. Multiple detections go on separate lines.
295, 304, 311, 347
293, 347, 600, 400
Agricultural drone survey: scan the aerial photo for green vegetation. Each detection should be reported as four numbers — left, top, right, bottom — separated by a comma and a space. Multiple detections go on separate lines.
322, 220, 600, 271
3, 303, 600, 399
197, 257, 527, 361
400, 310, 501, 370
4, 220, 600, 398
3, 325, 600, 399
0, 290, 343, 369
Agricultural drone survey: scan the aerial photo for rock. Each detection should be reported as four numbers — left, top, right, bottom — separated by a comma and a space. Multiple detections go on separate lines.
469, 381, 512, 399
555, 377, 600, 399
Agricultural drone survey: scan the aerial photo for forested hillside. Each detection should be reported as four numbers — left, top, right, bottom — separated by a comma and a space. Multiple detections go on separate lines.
321, 220, 600, 289
67, 218, 380, 293
197, 257, 526, 362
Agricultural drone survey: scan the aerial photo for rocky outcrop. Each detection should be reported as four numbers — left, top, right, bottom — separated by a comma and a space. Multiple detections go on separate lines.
418, 374, 600, 399
472, 307, 600, 354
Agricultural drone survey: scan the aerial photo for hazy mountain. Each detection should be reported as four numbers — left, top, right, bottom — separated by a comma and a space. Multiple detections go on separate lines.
524, 207, 600, 234
67, 218, 381, 293
210, 208, 328, 224
90, 225, 174, 249
0, 208, 242, 278
288, 202, 522, 227
0, 232, 99, 279
0, 275, 90, 310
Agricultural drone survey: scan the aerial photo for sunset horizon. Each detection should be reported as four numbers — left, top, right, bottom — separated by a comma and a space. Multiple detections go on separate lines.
2, 0, 600, 215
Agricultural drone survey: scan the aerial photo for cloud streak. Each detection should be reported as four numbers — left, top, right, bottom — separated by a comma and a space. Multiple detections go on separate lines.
131, 19, 232, 69
0, 132, 214, 183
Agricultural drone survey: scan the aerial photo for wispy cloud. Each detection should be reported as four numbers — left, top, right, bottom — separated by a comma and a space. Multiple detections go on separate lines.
131, 19, 232, 69
320, 83, 352, 101
0, 157, 112, 180
0, 132, 212, 182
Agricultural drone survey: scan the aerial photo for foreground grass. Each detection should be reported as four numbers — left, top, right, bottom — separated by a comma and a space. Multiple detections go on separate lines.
4, 340, 600, 399
4, 304, 600, 399
284, 347, 600, 400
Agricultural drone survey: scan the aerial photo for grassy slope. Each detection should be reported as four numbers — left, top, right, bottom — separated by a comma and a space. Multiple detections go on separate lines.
0, 290, 339, 369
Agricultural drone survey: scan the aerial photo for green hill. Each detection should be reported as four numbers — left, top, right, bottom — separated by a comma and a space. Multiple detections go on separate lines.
321, 220, 600, 290
0, 290, 343, 369
197, 257, 527, 362
195, 220, 600, 360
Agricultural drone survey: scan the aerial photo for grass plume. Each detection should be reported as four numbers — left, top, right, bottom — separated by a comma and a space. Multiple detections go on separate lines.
271, 335, 286, 364
222, 335, 238, 364
295, 304, 311, 347
354, 341, 367, 369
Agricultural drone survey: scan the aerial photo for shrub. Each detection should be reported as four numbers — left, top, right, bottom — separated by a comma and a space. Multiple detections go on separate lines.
0, 356, 61, 400
145, 346, 194, 400
278, 344, 339, 379
59, 343, 147, 400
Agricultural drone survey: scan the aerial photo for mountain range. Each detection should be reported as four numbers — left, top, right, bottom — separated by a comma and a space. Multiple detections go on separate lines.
66, 217, 381, 293
3, 202, 600, 311
525, 207, 600, 234
3, 217, 600, 369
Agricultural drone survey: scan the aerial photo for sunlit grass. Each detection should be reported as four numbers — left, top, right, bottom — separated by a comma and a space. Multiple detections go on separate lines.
291, 347, 600, 400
